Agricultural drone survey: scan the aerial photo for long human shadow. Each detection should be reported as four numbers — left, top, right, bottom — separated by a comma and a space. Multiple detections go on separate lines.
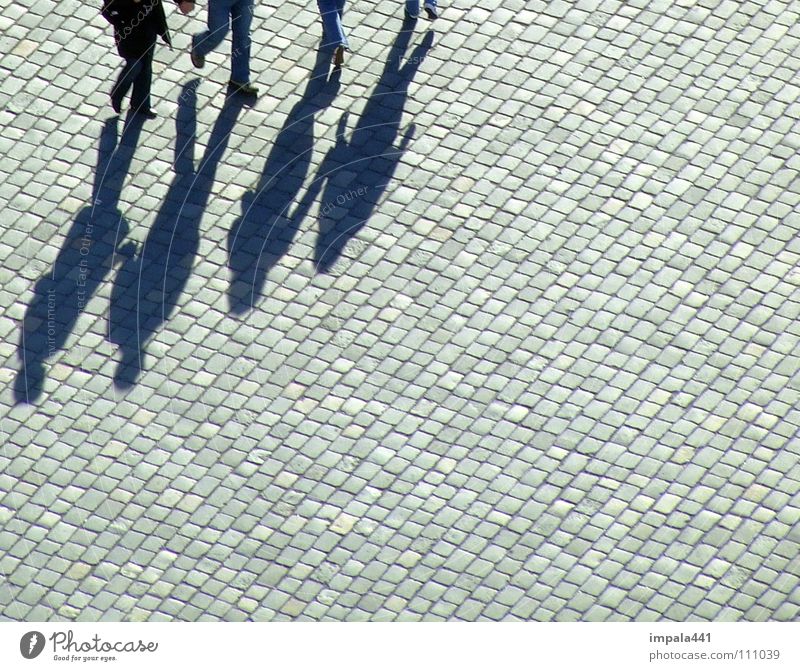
13, 115, 144, 404
227, 44, 340, 315
110, 82, 248, 388
297, 22, 433, 272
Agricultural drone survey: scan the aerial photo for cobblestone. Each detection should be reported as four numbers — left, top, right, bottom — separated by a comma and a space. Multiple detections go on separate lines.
1, 0, 800, 622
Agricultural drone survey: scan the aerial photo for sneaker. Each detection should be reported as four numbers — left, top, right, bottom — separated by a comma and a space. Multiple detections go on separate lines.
404, 8, 419, 19
137, 108, 157, 120
190, 48, 205, 69
229, 80, 259, 96
424, 2, 438, 19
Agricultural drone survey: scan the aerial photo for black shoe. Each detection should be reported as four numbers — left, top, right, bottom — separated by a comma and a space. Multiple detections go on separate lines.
424, 2, 438, 19
190, 48, 205, 69
228, 80, 259, 96
110, 94, 122, 114
137, 108, 157, 120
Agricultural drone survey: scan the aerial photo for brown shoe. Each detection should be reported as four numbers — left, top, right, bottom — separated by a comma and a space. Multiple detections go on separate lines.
333, 45, 345, 68
190, 48, 205, 69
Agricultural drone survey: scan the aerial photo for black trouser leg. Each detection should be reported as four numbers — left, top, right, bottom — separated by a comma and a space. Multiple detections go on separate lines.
130, 46, 154, 112
112, 57, 142, 108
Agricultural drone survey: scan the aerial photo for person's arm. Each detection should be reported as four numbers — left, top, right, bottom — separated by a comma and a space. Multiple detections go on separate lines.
101, 0, 141, 26
101, 0, 124, 25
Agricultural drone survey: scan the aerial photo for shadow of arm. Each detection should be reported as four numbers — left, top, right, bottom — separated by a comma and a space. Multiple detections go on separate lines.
290, 112, 348, 224
174, 80, 199, 174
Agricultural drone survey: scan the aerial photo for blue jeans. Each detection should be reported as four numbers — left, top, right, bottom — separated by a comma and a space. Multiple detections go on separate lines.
317, 0, 348, 50
405, 0, 436, 15
193, 0, 254, 82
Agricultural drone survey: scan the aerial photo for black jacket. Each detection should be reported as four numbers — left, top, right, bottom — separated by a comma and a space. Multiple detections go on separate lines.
102, 0, 181, 57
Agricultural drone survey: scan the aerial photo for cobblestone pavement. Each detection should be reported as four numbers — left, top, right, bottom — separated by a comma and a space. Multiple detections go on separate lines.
1, 0, 800, 622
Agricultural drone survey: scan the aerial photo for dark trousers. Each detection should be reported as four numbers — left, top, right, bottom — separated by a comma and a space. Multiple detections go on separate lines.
111, 44, 155, 112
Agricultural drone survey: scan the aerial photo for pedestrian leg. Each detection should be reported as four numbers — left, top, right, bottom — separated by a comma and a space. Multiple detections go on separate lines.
130, 46, 155, 115
193, 0, 232, 60
405, 0, 420, 19
111, 57, 143, 112
317, 0, 348, 66
317, 0, 348, 50
230, 0, 254, 84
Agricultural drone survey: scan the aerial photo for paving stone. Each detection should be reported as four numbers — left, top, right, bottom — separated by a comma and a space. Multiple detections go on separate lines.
1, 0, 799, 624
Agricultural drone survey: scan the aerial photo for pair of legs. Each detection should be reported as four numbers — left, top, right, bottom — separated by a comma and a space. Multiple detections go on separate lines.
192, 0, 254, 83
111, 44, 155, 116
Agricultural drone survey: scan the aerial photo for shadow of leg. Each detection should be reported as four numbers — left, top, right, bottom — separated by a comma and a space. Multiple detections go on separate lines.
110, 83, 246, 387
227, 44, 340, 314
312, 29, 432, 273
13, 117, 144, 403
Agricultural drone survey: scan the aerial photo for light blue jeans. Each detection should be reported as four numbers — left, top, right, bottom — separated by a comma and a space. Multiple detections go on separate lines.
193, 0, 254, 82
317, 0, 348, 50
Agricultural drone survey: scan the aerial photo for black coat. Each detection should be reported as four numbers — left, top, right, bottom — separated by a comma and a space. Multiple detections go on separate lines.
102, 0, 180, 58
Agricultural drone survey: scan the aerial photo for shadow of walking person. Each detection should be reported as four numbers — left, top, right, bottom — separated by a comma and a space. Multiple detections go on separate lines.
13, 114, 144, 404
227, 43, 340, 316
109, 81, 249, 388
297, 22, 433, 273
